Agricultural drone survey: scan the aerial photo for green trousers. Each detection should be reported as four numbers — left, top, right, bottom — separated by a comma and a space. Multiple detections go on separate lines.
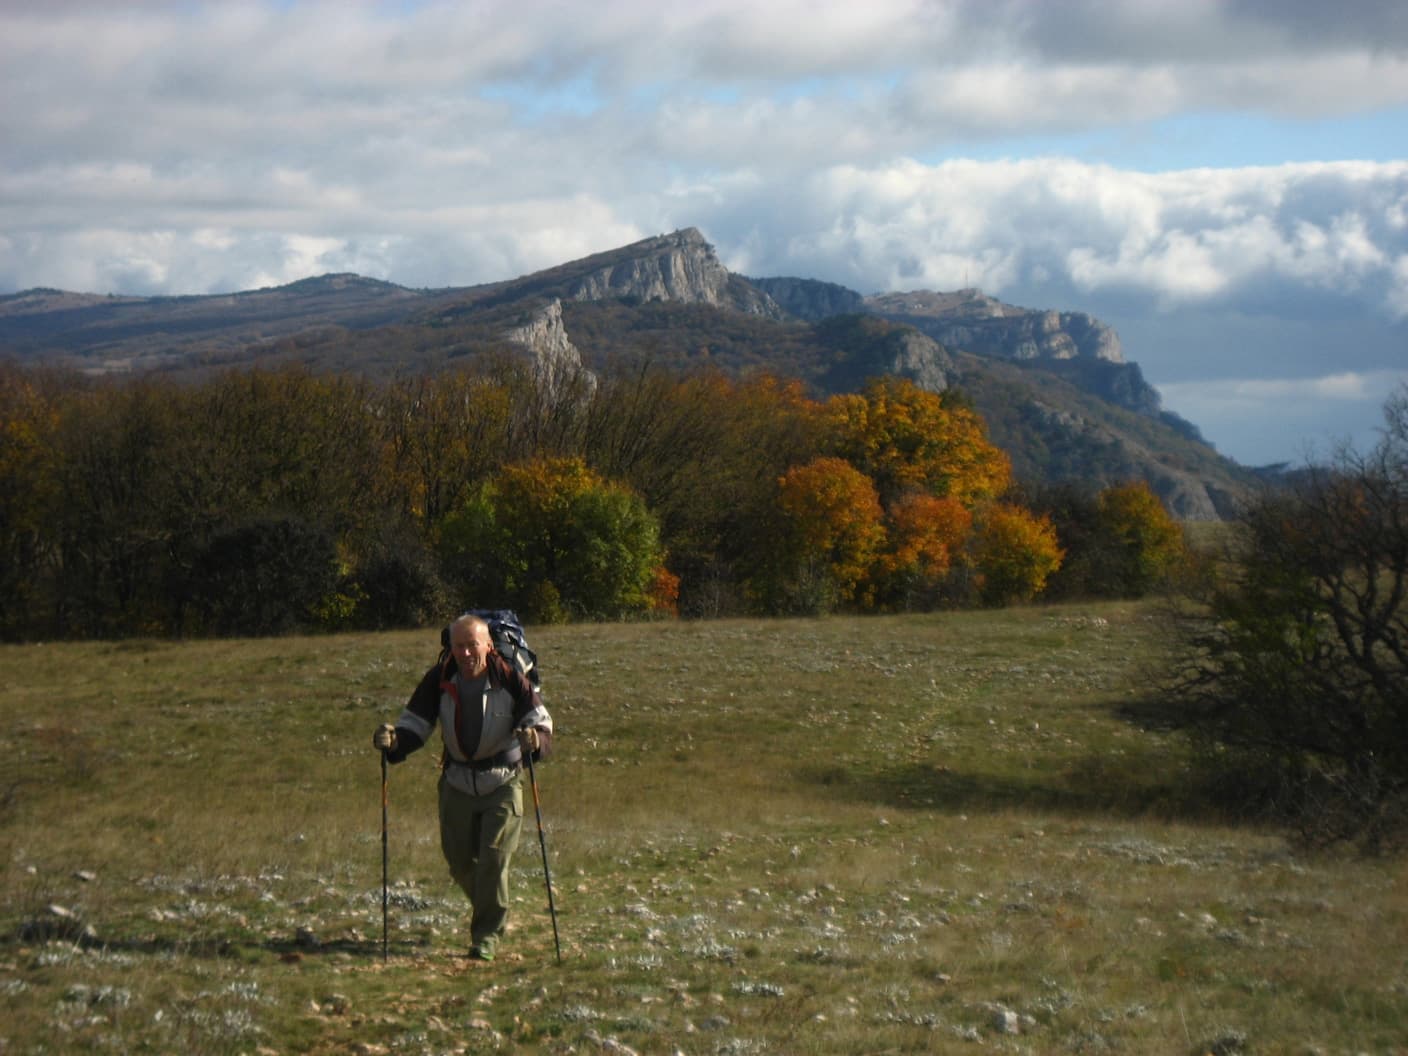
437, 770, 524, 950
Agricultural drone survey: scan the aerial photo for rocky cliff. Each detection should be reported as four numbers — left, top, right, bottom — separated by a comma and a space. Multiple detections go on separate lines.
747, 276, 867, 320
866, 289, 1124, 363
500, 228, 786, 319
500, 298, 597, 397
856, 288, 1182, 421
813, 314, 954, 394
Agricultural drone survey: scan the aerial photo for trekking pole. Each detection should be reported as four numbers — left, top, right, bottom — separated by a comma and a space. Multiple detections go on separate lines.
524, 752, 562, 964
380, 749, 389, 964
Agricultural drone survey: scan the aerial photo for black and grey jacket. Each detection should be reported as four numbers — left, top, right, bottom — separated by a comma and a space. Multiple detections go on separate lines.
387, 652, 553, 796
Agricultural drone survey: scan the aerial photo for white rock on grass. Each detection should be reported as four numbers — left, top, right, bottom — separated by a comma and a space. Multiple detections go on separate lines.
991, 1008, 1021, 1034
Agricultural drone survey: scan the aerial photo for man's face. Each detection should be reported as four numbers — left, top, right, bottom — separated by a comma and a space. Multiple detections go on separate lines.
450, 623, 492, 673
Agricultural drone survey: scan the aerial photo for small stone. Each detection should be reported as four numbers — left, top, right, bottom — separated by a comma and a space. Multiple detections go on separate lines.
992, 1008, 1021, 1034
319, 993, 351, 1015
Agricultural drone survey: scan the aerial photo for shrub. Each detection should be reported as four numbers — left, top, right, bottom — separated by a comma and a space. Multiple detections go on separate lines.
1163, 387, 1408, 851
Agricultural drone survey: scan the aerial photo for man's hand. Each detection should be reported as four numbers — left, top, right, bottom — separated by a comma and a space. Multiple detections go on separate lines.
373, 723, 397, 752
516, 726, 540, 753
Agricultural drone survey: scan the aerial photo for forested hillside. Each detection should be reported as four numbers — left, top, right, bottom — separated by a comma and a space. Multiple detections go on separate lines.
0, 356, 1186, 639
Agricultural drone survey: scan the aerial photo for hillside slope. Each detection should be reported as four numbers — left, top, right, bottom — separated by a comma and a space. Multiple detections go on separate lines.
0, 229, 1259, 517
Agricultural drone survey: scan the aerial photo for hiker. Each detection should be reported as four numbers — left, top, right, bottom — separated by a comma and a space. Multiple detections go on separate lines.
373, 613, 553, 961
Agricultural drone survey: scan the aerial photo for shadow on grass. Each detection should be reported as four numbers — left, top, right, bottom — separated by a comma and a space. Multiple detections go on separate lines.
799, 757, 1200, 821
799, 693, 1230, 825
4, 926, 429, 963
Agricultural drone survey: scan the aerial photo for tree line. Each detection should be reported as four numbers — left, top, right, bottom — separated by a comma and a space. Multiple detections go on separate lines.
0, 354, 1186, 639
7, 352, 1402, 850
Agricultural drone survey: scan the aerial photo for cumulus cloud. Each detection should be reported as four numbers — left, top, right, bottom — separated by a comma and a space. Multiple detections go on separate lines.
698, 159, 1408, 322
2, 0, 1407, 465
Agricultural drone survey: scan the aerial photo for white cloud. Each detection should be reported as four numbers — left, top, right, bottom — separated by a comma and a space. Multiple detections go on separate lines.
2, 0, 1407, 467
701, 159, 1408, 317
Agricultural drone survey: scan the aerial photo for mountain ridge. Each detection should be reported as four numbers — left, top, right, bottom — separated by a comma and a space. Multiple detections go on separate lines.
0, 228, 1261, 518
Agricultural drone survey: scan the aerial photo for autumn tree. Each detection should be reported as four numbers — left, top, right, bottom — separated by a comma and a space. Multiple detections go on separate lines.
439, 456, 666, 622
972, 503, 1064, 605
163, 367, 411, 633
1037, 480, 1188, 599
0, 364, 63, 637
583, 366, 827, 616
751, 456, 886, 614
875, 492, 973, 609
1096, 481, 1187, 596
826, 377, 1011, 507
379, 368, 513, 528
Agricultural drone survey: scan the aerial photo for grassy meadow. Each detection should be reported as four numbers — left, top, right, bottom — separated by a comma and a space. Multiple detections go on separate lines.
2, 603, 1405, 1054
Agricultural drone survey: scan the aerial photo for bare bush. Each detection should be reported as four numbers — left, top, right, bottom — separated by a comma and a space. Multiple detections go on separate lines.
1164, 387, 1408, 851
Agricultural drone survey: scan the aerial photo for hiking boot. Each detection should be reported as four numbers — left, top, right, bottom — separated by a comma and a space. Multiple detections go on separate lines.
469, 943, 495, 962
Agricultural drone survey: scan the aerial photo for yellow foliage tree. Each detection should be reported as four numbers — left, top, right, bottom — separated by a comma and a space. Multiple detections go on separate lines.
974, 503, 1065, 605
440, 455, 667, 622
826, 377, 1011, 507
1096, 481, 1187, 595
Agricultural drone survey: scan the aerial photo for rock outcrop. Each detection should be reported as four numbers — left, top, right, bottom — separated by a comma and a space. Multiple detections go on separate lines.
519, 228, 785, 319
815, 315, 954, 394
867, 289, 1124, 364
746, 276, 866, 321
500, 298, 596, 398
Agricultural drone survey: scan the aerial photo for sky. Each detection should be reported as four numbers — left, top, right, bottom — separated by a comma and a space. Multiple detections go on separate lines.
3, 0, 1407, 467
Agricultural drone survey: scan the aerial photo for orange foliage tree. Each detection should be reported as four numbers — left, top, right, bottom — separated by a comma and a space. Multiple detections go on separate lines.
877, 492, 974, 608
752, 456, 886, 613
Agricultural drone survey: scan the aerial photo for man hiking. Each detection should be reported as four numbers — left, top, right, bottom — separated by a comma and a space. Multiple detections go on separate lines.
373, 613, 554, 961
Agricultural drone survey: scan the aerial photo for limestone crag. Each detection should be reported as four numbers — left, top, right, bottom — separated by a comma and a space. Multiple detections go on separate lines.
868, 289, 1125, 365
887, 330, 952, 393
557, 229, 784, 318
501, 298, 596, 396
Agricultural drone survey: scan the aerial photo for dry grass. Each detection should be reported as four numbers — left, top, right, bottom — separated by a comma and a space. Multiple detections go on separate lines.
1, 603, 1405, 1054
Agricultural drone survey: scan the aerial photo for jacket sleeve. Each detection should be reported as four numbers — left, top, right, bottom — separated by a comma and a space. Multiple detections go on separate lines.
503, 659, 554, 761
387, 663, 442, 764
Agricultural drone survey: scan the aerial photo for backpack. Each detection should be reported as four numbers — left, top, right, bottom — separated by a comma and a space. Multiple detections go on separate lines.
439, 608, 540, 687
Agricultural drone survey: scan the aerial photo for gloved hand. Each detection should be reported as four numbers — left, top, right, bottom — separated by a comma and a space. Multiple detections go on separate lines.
373, 723, 397, 752
516, 726, 540, 753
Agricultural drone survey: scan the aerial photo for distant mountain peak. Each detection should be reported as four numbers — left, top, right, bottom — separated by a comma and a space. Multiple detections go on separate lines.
456, 226, 785, 319
276, 273, 411, 295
